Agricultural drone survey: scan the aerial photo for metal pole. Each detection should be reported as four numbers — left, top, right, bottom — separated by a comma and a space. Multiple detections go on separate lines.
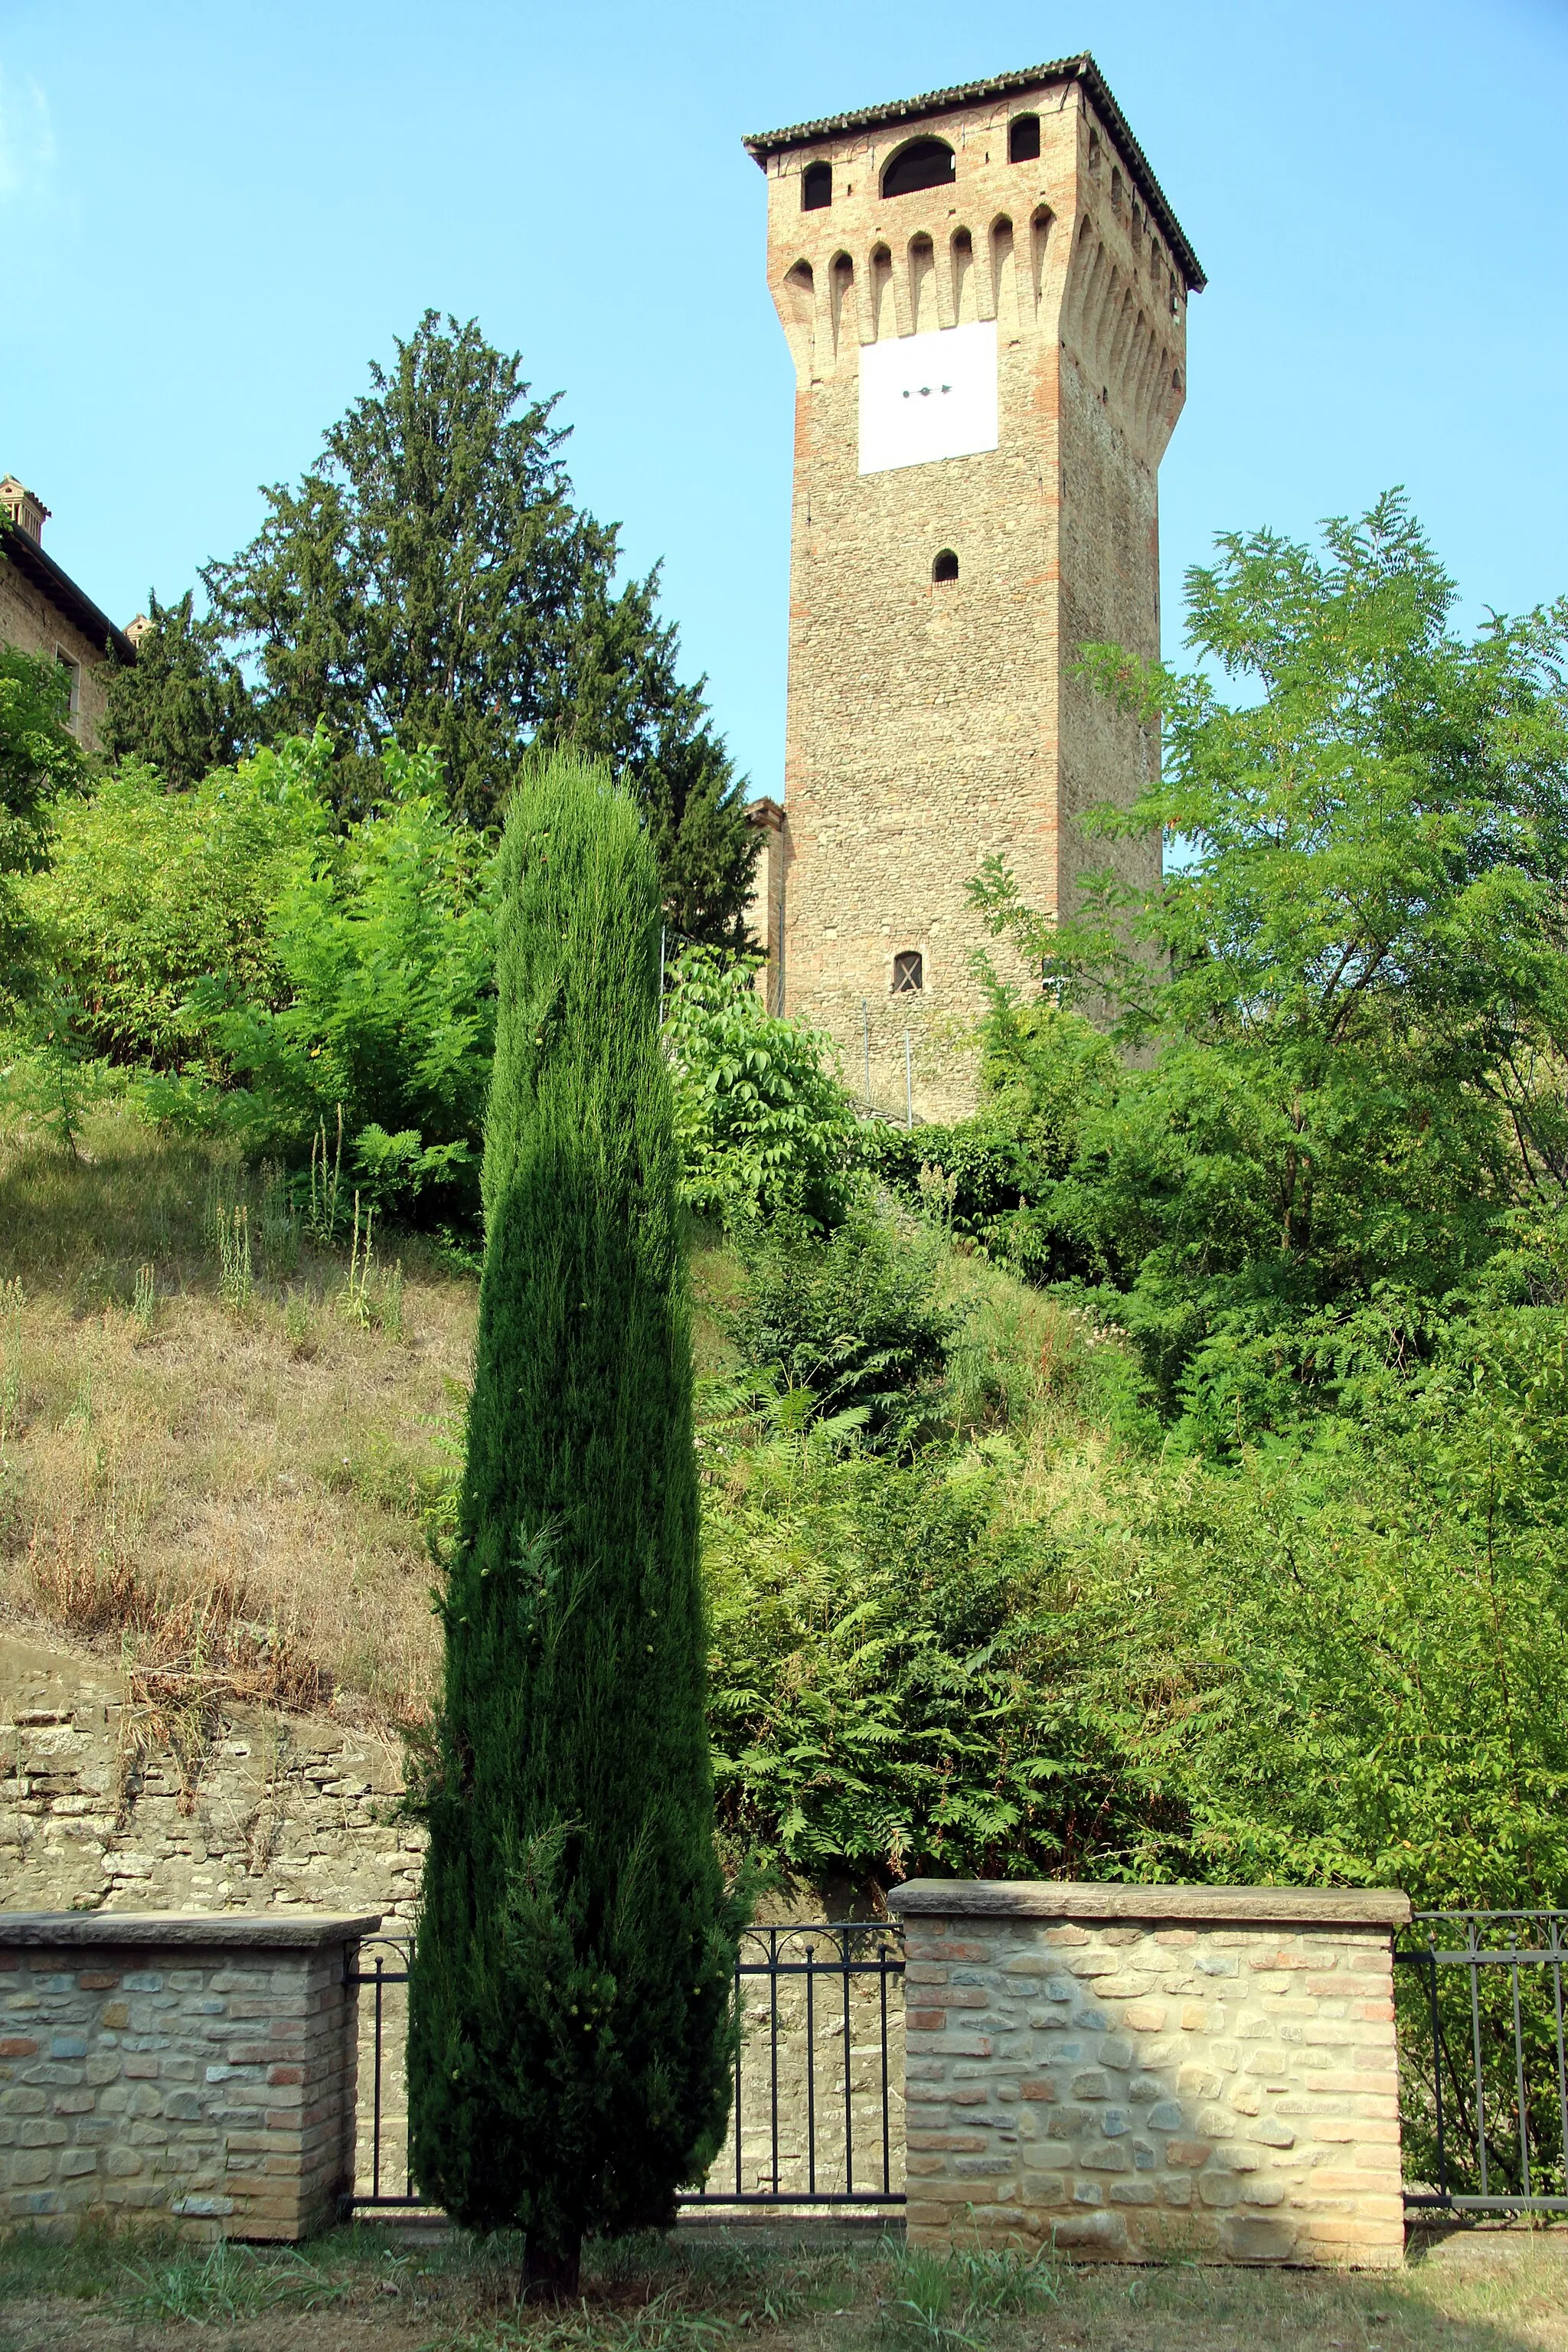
862, 1000, 871, 1108
904, 1031, 913, 1129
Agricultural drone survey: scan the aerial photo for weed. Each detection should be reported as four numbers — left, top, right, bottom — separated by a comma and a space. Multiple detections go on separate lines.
879, 2243, 1058, 2349
258, 1157, 301, 1276
309, 1103, 346, 1244
283, 1288, 317, 1357
0, 1276, 22, 1444
217, 1201, 253, 1311
341, 1190, 376, 1326
131, 1260, 155, 1339
119, 2238, 345, 2323
379, 1255, 406, 1340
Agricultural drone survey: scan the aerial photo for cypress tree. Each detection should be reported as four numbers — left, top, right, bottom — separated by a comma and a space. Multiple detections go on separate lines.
407, 751, 743, 2294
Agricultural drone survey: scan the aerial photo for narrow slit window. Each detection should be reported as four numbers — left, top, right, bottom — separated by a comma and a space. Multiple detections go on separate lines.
932, 549, 959, 584
802, 160, 832, 211
892, 950, 924, 995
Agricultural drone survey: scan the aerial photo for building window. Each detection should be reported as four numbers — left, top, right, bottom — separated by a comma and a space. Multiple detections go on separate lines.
892, 949, 924, 994
880, 137, 955, 199
802, 160, 832, 210
932, 548, 959, 584
1008, 114, 1040, 163
55, 651, 81, 735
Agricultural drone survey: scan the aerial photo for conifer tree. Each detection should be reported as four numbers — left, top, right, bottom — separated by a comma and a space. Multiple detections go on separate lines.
407, 751, 743, 2294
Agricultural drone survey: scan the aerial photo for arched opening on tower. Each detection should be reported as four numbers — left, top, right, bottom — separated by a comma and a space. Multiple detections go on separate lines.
1008, 114, 1040, 163
802, 161, 832, 211
932, 549, 959, 585
891, 950, 924, 995
880, 137, 955, 198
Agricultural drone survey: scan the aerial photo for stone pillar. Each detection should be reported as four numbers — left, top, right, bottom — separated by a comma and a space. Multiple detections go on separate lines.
887, 1880, 1410, 2269
0, 1911, 381, 2240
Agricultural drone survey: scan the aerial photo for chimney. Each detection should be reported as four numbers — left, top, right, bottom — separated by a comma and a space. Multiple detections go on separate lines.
0, 476, 50, 543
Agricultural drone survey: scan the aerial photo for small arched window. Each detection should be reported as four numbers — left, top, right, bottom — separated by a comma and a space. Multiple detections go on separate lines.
892, 950, 924, 995
1008, 114, 1040, 163
932, 548, 959, 585
881, 137, 955, 198
802, 160, 832, 211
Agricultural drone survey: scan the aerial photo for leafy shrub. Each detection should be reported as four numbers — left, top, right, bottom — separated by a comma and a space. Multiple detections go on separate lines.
729, 1209, 963, 1449
30, 740, 328, 1067
662, 946, 856, 1230
31, 733, 493, 1217
704, 1406, 1180, 1880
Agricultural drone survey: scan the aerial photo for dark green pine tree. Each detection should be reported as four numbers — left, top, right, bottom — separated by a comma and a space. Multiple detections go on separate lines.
407, 750, 744, 2294
100, 590, 258, 787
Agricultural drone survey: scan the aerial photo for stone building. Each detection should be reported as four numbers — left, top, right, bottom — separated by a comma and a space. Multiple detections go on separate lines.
0, 476, 138, 750
744, 57, 1203, 1118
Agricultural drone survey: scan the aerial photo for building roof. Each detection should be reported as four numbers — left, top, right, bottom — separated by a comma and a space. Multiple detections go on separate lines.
0, 514, 137, 667
744, 54, 1205, 292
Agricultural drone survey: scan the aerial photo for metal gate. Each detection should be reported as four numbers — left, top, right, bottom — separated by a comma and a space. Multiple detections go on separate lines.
345, 1922, 905, 2213
1396, 1908, 1568, 2214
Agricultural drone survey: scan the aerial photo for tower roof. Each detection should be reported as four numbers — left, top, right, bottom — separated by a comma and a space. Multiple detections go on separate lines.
744, 54, 1205, 292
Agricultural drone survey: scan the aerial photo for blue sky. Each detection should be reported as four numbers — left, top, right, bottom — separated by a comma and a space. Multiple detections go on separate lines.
2, 0, 1564, 799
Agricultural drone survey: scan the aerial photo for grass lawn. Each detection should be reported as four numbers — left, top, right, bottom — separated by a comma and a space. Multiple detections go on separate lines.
0, 2224, 1566, 2352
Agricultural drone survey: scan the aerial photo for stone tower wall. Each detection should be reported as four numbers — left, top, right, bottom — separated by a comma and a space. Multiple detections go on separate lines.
756, 71, 1191, 1118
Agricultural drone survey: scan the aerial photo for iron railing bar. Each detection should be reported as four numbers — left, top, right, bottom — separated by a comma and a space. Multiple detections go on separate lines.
842, 1940, 854, 2197
733, 1945, 743, 2199
880, 1945, 891, 2197
1552, 1958, 1568, 2192
805, 1941, 817, 2200
371, 1958, 384, 2203
1511, 1959, 1531, 2200
1470, 1946, 1489, 2199
769, 1925, 780, 2200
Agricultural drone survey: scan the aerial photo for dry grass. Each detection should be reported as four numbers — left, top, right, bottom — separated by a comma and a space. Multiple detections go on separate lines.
0, 1108, 475, 1726
0, 2222, 1566, 2352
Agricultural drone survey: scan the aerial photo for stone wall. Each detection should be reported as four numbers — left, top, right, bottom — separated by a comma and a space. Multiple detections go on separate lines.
888, 1880, 1410, 2269
0, 1912, 377, 2239
0, 1630, 420, 1925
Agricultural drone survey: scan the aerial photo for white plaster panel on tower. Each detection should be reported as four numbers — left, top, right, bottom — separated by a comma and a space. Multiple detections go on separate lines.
858, 322, 998, 475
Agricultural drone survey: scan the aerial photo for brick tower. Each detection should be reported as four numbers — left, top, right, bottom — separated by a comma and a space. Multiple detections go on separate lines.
743, 57, 1203, 1118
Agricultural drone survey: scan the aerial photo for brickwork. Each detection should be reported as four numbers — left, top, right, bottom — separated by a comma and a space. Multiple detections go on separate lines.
0, 552, 114, 752
0, 1912, 378, 2240
748, 64, 1199, 1117
887, 1880, 1410, 2268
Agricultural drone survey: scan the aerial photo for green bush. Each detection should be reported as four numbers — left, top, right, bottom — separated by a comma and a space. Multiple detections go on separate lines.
31, 733, 493, 1217
729, 1208, 963, 1449
662, 945, 856, 1230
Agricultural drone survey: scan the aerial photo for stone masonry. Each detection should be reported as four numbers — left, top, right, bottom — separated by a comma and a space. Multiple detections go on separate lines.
888, 1880, 1410, 2268
0, 1911, 378, 2239
746, 60, 1204, 1116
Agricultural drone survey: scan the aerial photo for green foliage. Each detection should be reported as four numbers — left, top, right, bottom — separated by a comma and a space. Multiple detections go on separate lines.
704, 1397, 1183, 1883
31, 732, 492, 1216
663, 946, 857, 1230
972, 494, 1568, 1432
728, 1209, 962, 1449
407, 753, 743, 2281
174, 311, 756, 940
0, 644, 90, 1002
100, 590, 257, 788
32, 739, 328, 1068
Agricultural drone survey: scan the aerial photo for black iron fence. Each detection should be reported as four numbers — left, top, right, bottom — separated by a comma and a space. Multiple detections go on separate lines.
1396, 1909, 1568, 2214
345, 1922, 905, 2214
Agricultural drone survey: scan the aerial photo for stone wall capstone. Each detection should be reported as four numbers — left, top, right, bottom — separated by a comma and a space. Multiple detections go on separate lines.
887, 1880, 1410, 2269
0, 1911, 378, 2240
